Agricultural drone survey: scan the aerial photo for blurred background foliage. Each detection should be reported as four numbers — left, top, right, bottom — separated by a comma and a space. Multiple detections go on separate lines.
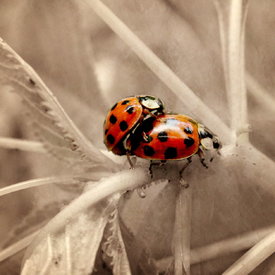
0, 0, 275, 274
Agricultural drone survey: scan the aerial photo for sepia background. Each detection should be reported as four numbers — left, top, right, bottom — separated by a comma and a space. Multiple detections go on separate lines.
0, 0, 275, 274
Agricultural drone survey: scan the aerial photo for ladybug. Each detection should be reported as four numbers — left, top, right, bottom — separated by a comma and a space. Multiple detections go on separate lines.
103, 96, 164, 157
128, 114, 221, 172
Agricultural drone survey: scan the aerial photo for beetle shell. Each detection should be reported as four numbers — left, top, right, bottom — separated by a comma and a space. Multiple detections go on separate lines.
104, 97, 143, 155
130, 114, 200, 160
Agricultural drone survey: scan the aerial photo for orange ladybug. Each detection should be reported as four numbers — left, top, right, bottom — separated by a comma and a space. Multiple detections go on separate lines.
103, 96, 164, 156
128, 114, 221, 169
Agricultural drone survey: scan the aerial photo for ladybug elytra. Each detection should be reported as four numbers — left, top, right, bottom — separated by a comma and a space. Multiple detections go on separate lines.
129, 114, 221, 168
103, 96, 164, 156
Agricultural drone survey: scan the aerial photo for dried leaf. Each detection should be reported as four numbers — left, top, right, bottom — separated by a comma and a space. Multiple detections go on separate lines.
102, 209, 131, 275
21, 194, 120, 275
0, 38, 115, 170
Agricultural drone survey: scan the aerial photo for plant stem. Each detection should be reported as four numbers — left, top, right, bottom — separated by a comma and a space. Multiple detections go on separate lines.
156, 225, 275, 270
192, 225, 275, 265
0, 137, 46, 153
0, 176, 87, 197
173, 180, 192, 275
214, 0, 249, 144
84, 0, 233, 144
0, 231, 39, 262
223, 231, 275, 274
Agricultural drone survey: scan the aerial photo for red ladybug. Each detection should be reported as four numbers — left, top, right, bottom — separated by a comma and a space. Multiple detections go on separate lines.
128, 114, 221, 169
103, 96, 164, 156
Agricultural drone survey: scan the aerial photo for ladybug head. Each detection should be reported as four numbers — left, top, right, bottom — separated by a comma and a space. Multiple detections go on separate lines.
138, 95, 164, 115
198, 124, 222, 152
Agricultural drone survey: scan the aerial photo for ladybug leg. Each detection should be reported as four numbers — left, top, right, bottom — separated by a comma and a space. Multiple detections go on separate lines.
126, 151, 134, 169
143, 109, 158, 118
179, 157, 192, 177
198, 147, 208, 169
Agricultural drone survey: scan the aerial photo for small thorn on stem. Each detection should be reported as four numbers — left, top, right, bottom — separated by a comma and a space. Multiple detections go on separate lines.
137, 186, 146, 198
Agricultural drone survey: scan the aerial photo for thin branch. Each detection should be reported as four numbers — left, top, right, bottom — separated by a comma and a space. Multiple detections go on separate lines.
0, 137, 46, 153
0, 231, 39, 262
156, 225, 275, 270
214, 0, 249, 143
0, 137, 122, 167
173, 180, 192, 275
84, 0, 233, 144
223, 231, 275, 274
0, 176, 87, 197
192, 225, 275, 265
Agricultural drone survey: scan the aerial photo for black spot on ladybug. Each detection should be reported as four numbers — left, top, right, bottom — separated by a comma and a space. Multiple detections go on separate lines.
107, 134, 115, 144
184, 126, 193, 134
126, 105, 134, 114
109, 114, 117, 124
120, 121, 128, 131
184, 137, 194, 147
121, 100, 130, 105
143, 145, 155, 156
111, 103, 117, 111
164, 147, 177, 159
157, 131, 168, 142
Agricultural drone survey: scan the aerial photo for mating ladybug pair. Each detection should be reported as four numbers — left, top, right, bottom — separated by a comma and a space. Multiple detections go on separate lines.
103, 95, 221, 173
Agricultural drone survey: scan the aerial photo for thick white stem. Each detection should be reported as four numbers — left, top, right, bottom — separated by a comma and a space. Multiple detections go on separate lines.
214, 0, 249, 144
223, 231, 275, 274
24, 168, 148, 260
156, 225, 275, 270
173, 180, 192, 275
